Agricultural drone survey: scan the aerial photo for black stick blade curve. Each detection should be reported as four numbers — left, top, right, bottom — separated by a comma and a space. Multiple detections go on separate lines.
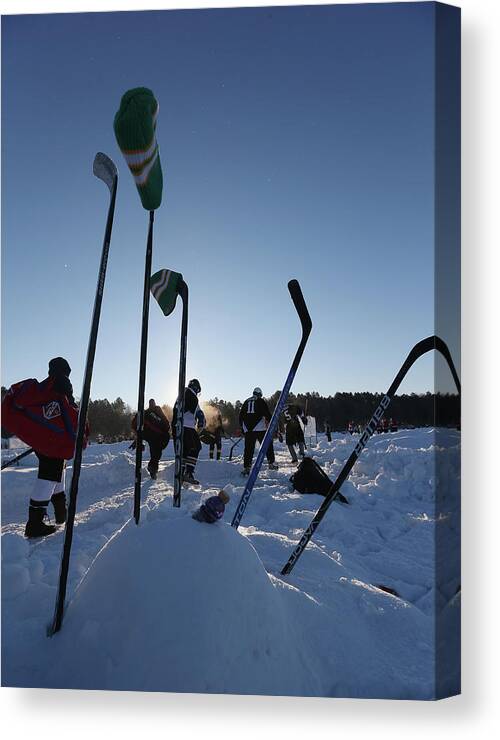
288, 279, 312, 335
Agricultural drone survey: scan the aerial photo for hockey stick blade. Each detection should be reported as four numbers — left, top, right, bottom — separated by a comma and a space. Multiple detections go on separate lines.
288, 279, 312, 337
93, 152, 118, 192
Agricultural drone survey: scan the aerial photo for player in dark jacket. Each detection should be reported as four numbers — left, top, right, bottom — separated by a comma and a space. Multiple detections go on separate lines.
325, 422, 332, 442
25, 357, 74, 538
132, 398, 170, 479
284, 404, 307, 463
172, 378, 205, 484
208, 411, 224, 461
239, 387, 278, 475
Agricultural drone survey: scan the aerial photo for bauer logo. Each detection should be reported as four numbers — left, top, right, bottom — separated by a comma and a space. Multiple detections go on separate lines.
354, 395, 391, 456
43, 401, 61, 420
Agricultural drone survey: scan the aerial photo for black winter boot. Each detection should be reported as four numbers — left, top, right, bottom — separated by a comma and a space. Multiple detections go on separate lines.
25, 502, 57, 539
182, 468, 200, 485
51, 491, 67, 524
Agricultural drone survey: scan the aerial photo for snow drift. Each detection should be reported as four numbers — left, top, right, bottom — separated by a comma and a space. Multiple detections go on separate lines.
41, 513, 320, 694
2, 429, 460, 698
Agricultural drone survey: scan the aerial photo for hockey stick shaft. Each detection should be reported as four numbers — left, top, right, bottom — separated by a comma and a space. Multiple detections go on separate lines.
228, 437, 242, 461
51, 157, 117, 634
1, 447, 34, 470
173, 281, 188, 507
134, 210, 155, 524
281, 335, 460, 575
231, 280, 312, 529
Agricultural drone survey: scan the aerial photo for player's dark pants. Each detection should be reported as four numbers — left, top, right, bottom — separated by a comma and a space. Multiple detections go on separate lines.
145, 433, 169, 475
243, 430, 275, 469
287, 442, 305, 463
30, 452, 66, 509
183, 427, 202, 475
35, 452, 65, 482
209, 430, 222, 460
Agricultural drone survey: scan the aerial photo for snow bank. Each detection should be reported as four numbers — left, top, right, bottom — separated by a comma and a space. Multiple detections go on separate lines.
14, 512, 320, 695
1, 429, 460, 698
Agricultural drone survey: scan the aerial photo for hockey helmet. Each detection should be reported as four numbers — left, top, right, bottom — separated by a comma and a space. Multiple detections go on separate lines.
188, 378, 201, 394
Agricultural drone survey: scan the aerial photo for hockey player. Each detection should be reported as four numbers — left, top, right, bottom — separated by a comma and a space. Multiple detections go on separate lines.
239, 387, 278, 475
173, 378, 205, 484
208, 410, 224, 461
284, 404, 307, 463
132, 398, 170, 479
26, 357, 74, 538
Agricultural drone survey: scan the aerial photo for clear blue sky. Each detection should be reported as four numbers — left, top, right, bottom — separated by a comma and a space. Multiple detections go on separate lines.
1, 3, 457, 408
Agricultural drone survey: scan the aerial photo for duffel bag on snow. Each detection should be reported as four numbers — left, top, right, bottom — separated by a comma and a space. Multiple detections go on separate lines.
290, 457, 349, 504
1, 377, 82, 459
199, 429, 216, 446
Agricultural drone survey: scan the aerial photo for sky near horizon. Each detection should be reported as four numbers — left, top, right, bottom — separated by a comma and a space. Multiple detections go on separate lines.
1, 3, 457, 408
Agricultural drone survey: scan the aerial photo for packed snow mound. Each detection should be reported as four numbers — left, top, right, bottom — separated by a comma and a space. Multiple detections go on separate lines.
43, 511, 321, 695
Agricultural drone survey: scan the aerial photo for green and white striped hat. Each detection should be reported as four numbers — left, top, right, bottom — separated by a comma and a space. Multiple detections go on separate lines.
113, 87, 163, 210
150, 269, 183, 316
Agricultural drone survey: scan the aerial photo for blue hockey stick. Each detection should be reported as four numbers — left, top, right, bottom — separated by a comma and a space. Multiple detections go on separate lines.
231, 280, 312, 529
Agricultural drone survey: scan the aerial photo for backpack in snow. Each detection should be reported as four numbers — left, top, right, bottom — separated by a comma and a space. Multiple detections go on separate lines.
199, 429, 216, 446
290, 457, 349, 504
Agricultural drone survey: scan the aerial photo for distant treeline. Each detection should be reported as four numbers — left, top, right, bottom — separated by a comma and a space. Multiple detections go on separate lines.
211, 391, 460, 435
86, 398, 174, 442
87, 398, 135, 441
1, 389, 460, 443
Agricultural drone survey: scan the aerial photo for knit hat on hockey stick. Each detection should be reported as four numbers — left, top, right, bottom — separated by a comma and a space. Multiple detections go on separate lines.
150, 269, 183, 316
113, 87, 163, 210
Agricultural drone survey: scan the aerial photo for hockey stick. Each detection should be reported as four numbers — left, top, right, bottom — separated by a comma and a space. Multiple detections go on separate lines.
149, 269, 188, 508
228, 436, 242, 461
133, 210, 155, 524
173, 280, 188, 507
1, 447, 34, 470
114, 88, 163, 522
50, 153, 118, 634
232, 280, 312, 529
281, 335, 461, 576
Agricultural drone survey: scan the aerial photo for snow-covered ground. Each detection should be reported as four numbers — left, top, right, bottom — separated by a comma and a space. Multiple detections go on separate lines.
1, 429, 460, 698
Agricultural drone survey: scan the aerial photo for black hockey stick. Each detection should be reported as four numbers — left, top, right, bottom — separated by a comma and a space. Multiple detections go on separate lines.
133, 210, 155, 524
228, 437, 242, 461
232, 280, 312, 529
173, 280, 188, 508
150, 269, 188, 508
1, 447, 34, 470
281, 335, 461, 576
50, 153, 118, 634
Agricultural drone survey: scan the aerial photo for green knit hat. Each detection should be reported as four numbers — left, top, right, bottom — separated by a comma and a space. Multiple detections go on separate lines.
113, 87, 163, 210
150, 269, 183, 316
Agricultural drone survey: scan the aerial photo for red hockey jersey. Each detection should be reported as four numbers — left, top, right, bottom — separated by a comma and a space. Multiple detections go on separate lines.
1, 377, 84, 459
